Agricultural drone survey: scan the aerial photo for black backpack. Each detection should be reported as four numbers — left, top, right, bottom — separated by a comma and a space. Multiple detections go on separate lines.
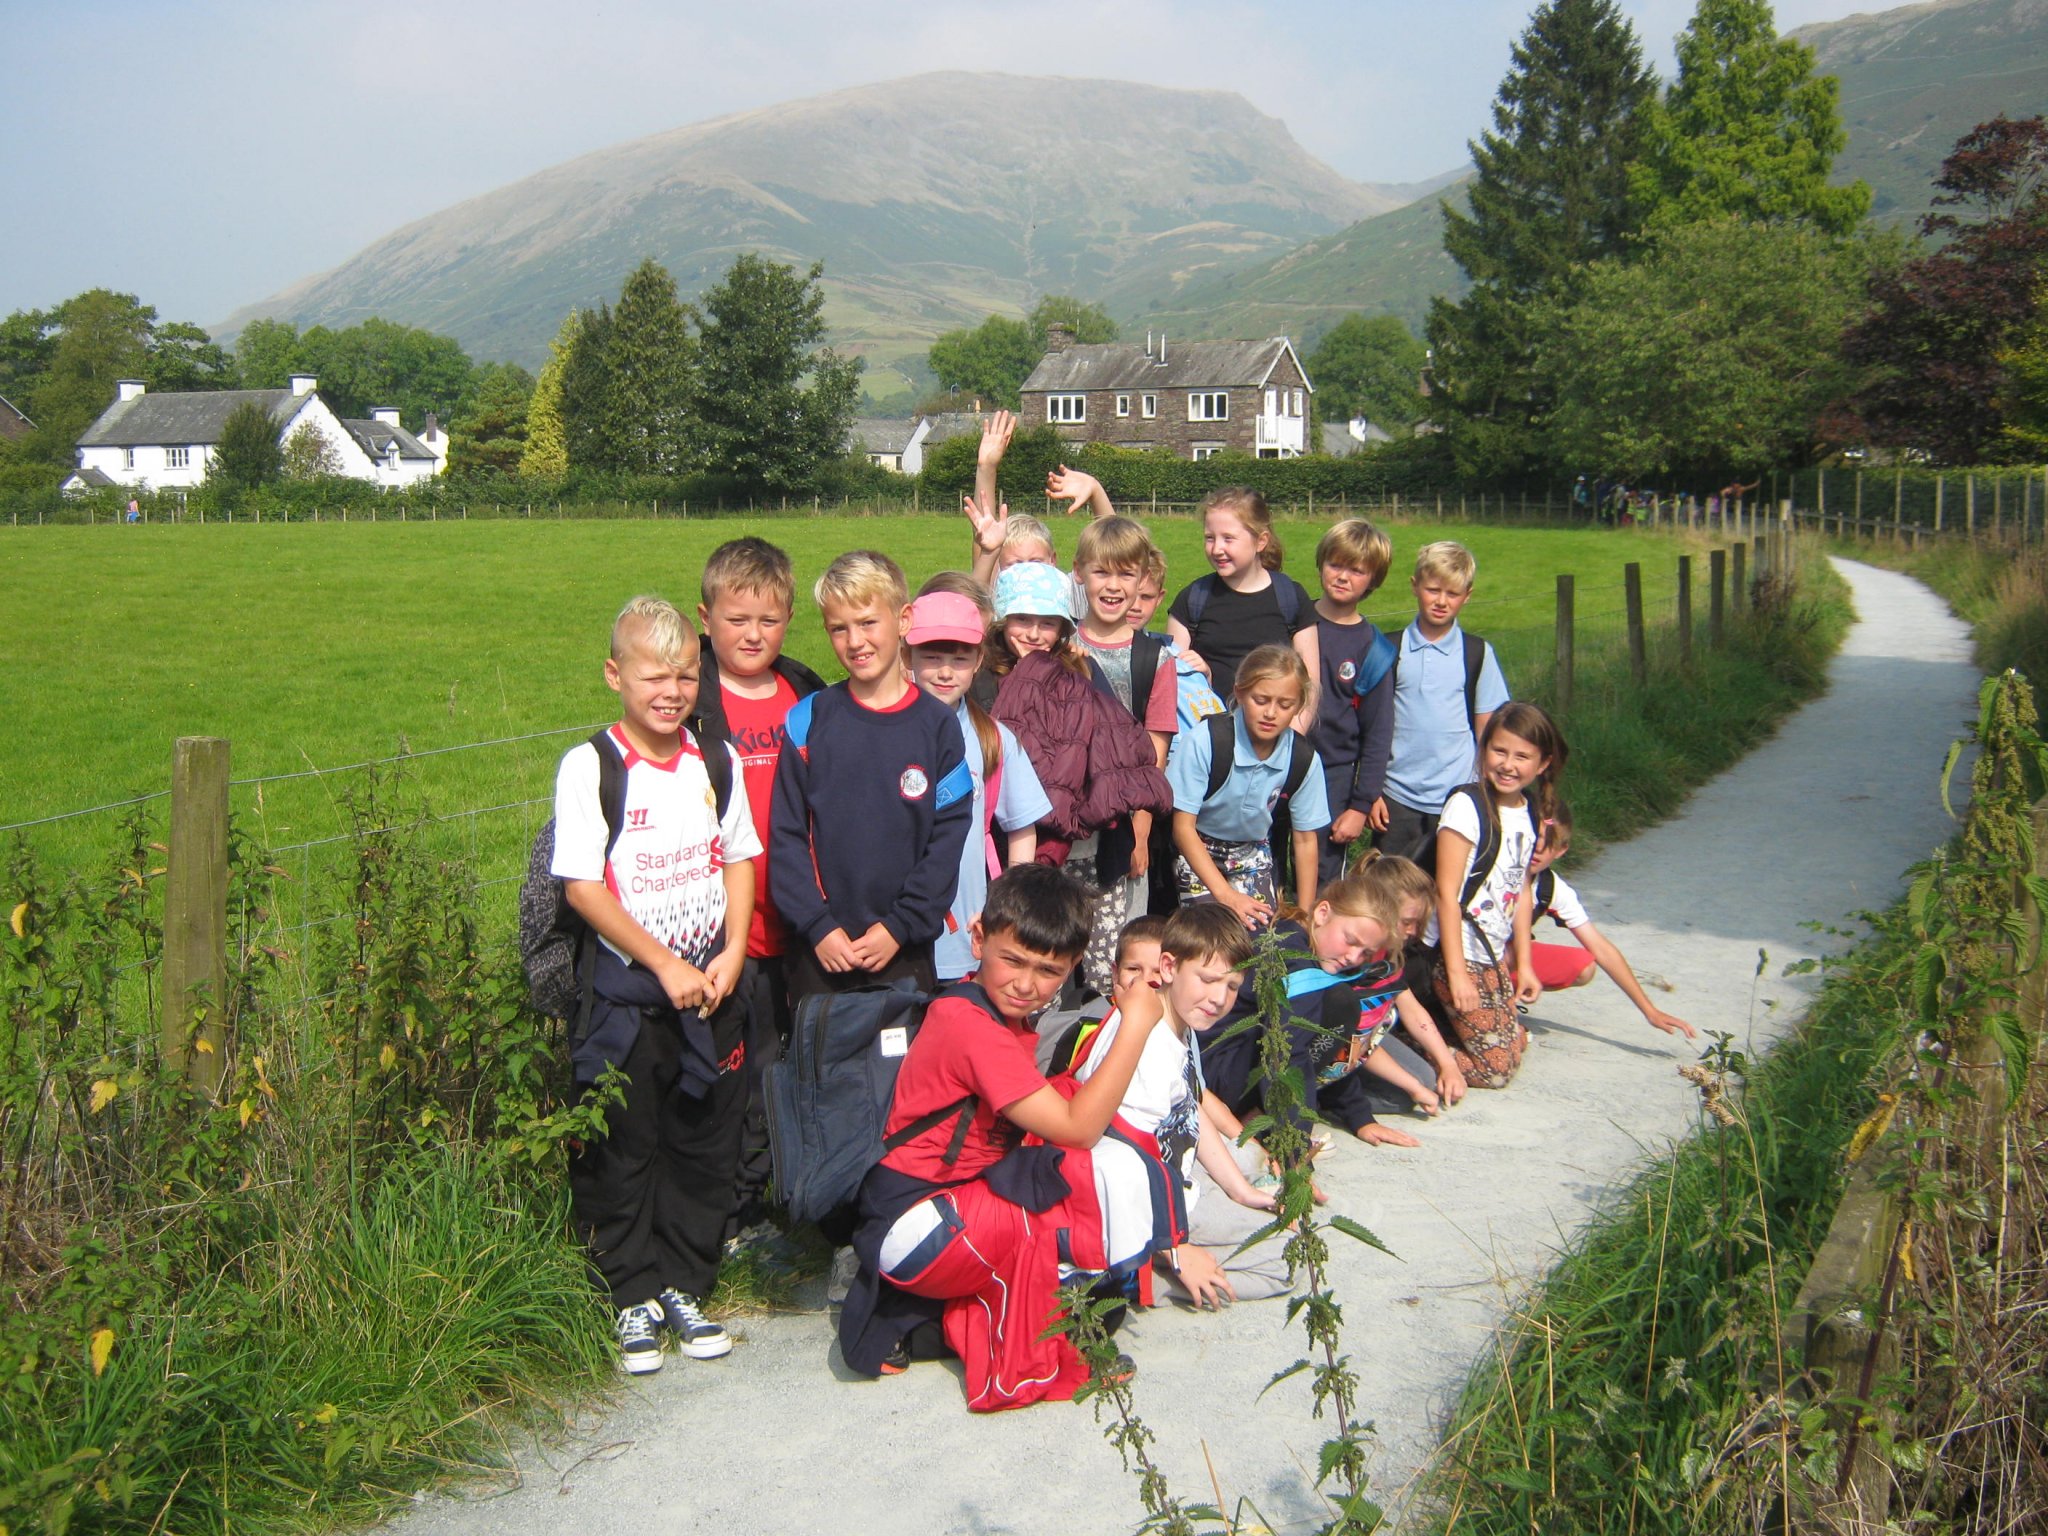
764, 980, 984, 1224
516, 724, 734, 1021
1386, 628, 1488, 734
1183, 570, 1306, 631
1084, 630, 1164, 726
1202, 711, 1314, 807
1416, 783, 1509, 963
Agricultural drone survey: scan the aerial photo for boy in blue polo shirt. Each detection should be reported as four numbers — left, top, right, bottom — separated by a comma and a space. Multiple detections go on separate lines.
1374, 541, 1510, 862
1166, 644, 1330, 925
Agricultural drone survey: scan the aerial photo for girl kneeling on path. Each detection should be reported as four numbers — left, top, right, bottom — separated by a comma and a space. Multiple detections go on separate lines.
1427, 702, 1567, 1089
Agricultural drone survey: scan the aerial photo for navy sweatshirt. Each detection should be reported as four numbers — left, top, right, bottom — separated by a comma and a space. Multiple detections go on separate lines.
768, 682, 974, 951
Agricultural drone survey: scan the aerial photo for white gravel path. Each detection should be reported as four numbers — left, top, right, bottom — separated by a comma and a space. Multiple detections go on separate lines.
384, 558, 1976, 1536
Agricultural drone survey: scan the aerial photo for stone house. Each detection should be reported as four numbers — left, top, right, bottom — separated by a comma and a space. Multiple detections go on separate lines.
1018, 329, 1313, 461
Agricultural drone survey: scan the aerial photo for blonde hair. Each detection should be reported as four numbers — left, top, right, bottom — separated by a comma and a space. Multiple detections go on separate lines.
1074, 515, 1157, 575
1316, 519, 1393, 593
701, 536, 796, 612
611, 595, 693, 666
1413, 540, 1476, 592
1203, 487, 1283, 571
1142, 551, 1166, 589
814, 550, 907, 614
1348, 849, 1434, 915
1232, 643, 1310, 705
1001, 514, 1056, 562
1308, 869, 1403, 949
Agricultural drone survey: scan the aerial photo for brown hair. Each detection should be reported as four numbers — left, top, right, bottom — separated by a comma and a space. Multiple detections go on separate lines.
1115, 914, 1170, 968
1203, 487, 1283, 572
1161, 903, 1254, 969
1542, 798, 1575, 852
701, 536, 796, 612
1074, 515, 1157, 575
1315, 519, 1393, 594
1477, 701, 1569, 832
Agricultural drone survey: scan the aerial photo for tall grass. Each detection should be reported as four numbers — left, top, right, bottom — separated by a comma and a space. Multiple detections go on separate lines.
1846, 538, 2048, 707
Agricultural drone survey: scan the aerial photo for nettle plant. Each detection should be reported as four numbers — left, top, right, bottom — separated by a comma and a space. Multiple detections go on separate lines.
1057, 926, 1393, 1536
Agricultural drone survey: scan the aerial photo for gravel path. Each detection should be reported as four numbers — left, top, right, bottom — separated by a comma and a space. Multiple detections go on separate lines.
385, 558, 1976, 1535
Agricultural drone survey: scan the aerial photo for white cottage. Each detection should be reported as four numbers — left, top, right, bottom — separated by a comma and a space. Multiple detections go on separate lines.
67, 375, 448, 492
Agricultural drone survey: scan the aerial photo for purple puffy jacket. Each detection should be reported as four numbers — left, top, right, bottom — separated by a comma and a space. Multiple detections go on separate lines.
992, 650, 1172, 864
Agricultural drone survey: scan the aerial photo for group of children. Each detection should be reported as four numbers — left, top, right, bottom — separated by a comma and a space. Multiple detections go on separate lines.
547, 409, 1697, 1398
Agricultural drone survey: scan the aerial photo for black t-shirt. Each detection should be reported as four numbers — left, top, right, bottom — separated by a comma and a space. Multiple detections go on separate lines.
1168, 573, 1315, 701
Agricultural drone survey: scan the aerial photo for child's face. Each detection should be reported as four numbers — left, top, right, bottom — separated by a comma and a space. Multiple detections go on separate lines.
1077, 562, 1141, 630
822, 597, 908, 687
698, 586, 791, 680
1397, 896, 1428, 943
1159, 947, 1240, 1032
999, 538, 1055, 571
1320, 560, 1378, 608
604, 635, 701, 748
1238, 676, 1303, 742
1112, 938, 1164, 1005
1203, 509, 1264, 581
1530, 836, 1568, 875
1412, 573, 1473, 632
1482, 728, 1551, 799
908, 640, 979, 707
970, 921, 1076, 1023
1129, 575, 1164, 631
1003, 612, 1065, 657
1309, 903, 1389, 972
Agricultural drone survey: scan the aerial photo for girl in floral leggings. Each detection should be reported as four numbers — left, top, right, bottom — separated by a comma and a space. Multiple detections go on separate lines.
1425, 703, 1568, 1089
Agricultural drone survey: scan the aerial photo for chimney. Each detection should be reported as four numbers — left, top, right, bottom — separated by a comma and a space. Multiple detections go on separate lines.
424, 411, 439, 435
1144, 330, 1154, 359
1154, 332, 1167, 368
115, 379, 146, 403
289, 373, 318, 397
1044, 322, 1075, 354
371, 406, 401, 427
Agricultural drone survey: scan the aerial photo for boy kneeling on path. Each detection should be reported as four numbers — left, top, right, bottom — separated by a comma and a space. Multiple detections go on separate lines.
839, 864, 1176, 1410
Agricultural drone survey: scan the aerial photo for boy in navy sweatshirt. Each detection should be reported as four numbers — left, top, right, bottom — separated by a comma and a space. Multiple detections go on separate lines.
770, 550, 974, 1003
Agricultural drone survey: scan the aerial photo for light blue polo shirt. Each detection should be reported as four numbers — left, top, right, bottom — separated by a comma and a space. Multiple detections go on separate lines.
1383, 620, 1511, 814
1167, 712, 1331, 843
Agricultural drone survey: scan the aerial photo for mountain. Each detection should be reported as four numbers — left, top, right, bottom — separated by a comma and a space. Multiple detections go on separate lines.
1792, 0, 2048, 226
1139, 0, 2046, 352
221, 73, 1397, 392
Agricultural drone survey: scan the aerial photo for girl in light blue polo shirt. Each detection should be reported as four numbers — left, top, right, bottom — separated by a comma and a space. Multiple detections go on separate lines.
1166, 645, 1332, 928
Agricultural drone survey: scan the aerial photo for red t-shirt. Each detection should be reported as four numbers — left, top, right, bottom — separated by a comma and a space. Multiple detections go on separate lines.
723, 674, 800, 958
881, 992, 1048, 1183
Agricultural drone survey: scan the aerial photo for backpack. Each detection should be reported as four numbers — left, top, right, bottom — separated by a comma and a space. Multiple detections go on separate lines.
1183, 570, 1305, 631
1416, 783, 1510, 964
1202, 712, 1313, 806
1084, 630, 1164, 729
516, 726, 734, 1020
1386, 628, 1488, 734
764, 980, 984, 1224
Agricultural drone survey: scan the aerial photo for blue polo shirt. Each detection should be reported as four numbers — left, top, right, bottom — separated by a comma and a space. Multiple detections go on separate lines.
1167, 712, 1332, 843
1383, 620, 1511, 815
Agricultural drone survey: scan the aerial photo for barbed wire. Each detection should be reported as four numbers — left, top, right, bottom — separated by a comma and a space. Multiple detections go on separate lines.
264, 796, 550, 855
0, 789, 169, 835
230, 723, 602, 788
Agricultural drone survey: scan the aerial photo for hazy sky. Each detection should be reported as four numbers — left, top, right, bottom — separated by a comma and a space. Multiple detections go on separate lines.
0, 0, 1881, 329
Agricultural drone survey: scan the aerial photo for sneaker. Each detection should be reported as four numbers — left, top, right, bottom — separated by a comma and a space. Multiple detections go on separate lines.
654, 1289, 732, 1360
616, 1302, 664, 1375
878, 1340, 911, 1376
826, 1245, 860, 1307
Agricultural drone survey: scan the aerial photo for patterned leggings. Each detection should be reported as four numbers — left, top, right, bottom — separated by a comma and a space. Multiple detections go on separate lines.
1065, 847, 1141, 999
1431, 954, 1525, 1089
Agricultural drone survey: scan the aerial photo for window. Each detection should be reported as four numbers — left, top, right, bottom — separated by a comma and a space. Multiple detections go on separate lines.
1141, 393, 1157, 419
1188, 392, 1229, 422
1047, 393, 1086, 423
1264, 389, 1278, 416
123, 447, 135, 470
165, 446, 190, 469
1292, 389, 1305, 417
1191, 443, 1224, 461
1115, 394, 1130, 417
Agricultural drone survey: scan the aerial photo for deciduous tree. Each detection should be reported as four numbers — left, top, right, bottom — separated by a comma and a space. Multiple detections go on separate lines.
281, 421, 344, 480
1636, 0, 1869, 236
928, 315, 1040, 408
210, 402, 283, 492
1308, 315, 1427, 429
1425, 0, 1659, 479
1028, 296, 1117, 346
692, 255, 861, 496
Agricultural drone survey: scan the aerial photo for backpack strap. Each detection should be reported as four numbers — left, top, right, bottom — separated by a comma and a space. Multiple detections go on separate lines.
1354, 627, 1398, 700
881, 1094, 978, 1168
1272, 572, 1303, 629
1285, 963, 1366, 1001
1203, 712, 1235, 803
1462, 631, 1486, 733
1530, 865, 1556, 922
1445, 784, 1500, 912
1129, 632, 1162, 726
1184, 573, 1217, 629
1280, 731, 1313, 802
574, 729, 630, 1036
698, 734, 734, 819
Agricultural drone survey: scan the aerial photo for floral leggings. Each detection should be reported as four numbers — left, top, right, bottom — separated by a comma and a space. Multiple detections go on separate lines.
1431, 953, 1525, 1089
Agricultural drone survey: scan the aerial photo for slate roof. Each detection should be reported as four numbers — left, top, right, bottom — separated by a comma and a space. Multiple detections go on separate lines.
0, 392, 33, 441
1321, 420, 1393, 457
849, 417, 919, 456
343, 418, 436, 461
1021, 337, 1307, 395
922, 411, 984, 446
63, 466, 117, 487
75, 388, 305, 448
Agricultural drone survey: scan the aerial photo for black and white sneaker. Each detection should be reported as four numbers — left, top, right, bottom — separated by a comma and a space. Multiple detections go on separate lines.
616, 1302, 664, 1375
655, 1289, 732, 1360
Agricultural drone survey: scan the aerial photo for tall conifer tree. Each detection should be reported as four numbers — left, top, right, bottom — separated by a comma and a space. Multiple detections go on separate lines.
604, 258, 695, 475
521, 310, 579, 478
1426, 0, 1658, 478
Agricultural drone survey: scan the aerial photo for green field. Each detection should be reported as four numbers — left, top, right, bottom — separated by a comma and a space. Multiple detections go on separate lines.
3, 513, 1711, 849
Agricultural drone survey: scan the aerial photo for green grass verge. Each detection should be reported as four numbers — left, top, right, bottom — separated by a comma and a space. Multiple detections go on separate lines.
1424, 914, 1913, 1534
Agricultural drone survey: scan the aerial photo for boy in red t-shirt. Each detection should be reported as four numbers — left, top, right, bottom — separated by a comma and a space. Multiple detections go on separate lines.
688, 538, 825, 1238
838, 865, 1174, 1410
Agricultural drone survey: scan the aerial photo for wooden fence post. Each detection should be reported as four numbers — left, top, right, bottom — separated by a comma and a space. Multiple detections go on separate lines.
1554, 574, 1575, 712
1967, 473, 1976, 538
1781, 500, 1795, 581
1934, 475, 1945, 533
1678, 555, 1694, 665
1995, 476, 2004, 542
163, 736, 230, 1099
1894, 469, 1905, 540
1709, 549, 1727, 648
1624, 562, 1646, 687
1855, 470, 1864, 535
1731, 540, 1748, 614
